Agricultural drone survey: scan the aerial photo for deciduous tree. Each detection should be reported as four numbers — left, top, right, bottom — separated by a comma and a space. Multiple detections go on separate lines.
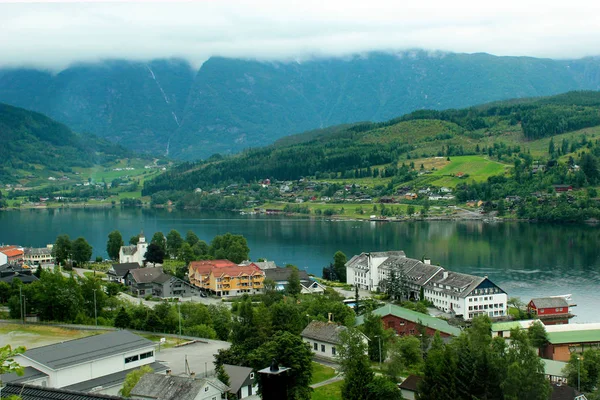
337, 328, 373, 400
106, 230, 124, 261
52, 234, 72, 266
71, 237, 92, 267
120, 365, 153, 397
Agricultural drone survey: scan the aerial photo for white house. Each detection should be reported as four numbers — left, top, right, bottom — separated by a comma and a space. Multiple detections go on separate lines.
7, 330, 166, 395
130, 373, 229, 400
119, 231, 148, 266
345, 251, 507, 321
224, 364, 258, 399
301, 320, 368, 362
0, 251, 7, 265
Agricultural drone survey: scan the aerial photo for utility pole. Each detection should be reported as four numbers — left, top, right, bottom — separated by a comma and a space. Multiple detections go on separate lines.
23, 297, 27, 324
19, 285, 23, 324
93, 289, 97, 327
375, 335, 382, 368
578, 355, 583, 392
178, 302, 182, 341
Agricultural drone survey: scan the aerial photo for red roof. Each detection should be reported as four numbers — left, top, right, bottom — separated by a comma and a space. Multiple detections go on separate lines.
211, 264, 264, 278
1, 249, 24, 257
189, 259, 238, 275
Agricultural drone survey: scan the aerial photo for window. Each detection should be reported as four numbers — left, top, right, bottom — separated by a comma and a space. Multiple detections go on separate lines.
314, 343, 318, 350
205, 386, 209, 392
250, 372, 255, 379
140, 351, 154, 360
321, 344, 325, 352
125, 355, 139, 364
332, 347, 336, 355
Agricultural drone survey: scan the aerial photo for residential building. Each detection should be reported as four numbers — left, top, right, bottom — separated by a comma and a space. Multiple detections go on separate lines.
491, 320, 540, 338
0, 263, 38, 284
23, 245, 54, 266
188, 260, 265, 297
301, 319, 368, 362
0, 250, 6, 265
0, 383, 125, 400
550, 383, 587, 400
223, 364, 258, 399
264, 267, 325, 294
239, 260, 277, 270
528, 297, 571, 320
118, 232, 148, 266
130, 373, 228, 400
108, 262, 141, 283
346, 251, 507, 320
124, 267, 199, 298
398, 375, 422, 400
542, 359, 568, 384
2, 330, 166, 395
0, 247, 24, 263
356, 304, 461, 337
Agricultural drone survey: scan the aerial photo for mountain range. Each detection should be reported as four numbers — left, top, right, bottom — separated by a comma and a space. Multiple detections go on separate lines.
2, 51, 600, 160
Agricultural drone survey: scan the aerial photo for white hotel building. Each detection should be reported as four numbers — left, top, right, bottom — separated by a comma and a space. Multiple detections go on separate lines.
346, 251, 507, 321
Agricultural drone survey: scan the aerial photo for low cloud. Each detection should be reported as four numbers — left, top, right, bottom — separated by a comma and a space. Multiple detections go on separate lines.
1, 0, 599, 71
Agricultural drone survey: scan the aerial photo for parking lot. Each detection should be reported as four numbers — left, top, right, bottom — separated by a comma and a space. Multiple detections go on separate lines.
155, 339, 231, 377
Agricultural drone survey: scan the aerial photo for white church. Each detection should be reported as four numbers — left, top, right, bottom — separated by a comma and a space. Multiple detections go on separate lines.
119, 231, 148, 266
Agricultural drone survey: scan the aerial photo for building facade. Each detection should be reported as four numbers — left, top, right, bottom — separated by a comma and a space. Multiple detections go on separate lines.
23, 245, 54, 266
188, 260, 265, 297
346, 251, 507, 320
301, 320, 368, 362
528, 297, 570, 319
118, 232, 148, 266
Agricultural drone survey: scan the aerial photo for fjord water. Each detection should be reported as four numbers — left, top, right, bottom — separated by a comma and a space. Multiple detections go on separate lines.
2, 208, 599, 322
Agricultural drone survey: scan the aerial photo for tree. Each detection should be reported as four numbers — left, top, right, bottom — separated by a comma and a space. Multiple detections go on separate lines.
209, 233, 250, 263
0, 344, 25, 385
166, 229, 184, 258
366, 376, 403, 400
178, 242, 196, 264
185, 230, 200, 247
120, 365, 153, 396
360, 312, 392, 362
564, 349, 600, 393
52, 234, 72, 266
71, 237, 92, 267
215, 363, 237, 400
333, 251, 347, 282
106, 230, 124, 261
151, 232, 167, 254
144, 243, 165, 265
129, 235, 140, 245
528, 321, 548, 353
337, 328, 373, 400
286, 266, 301, 296
407, 205, 415, 217
114, 306, 131, 329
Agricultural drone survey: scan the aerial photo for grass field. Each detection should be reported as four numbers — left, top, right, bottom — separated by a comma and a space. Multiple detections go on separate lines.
312, 380, 343, 400
414, 155, 511, 187
0, 323, 97, 349
311, 362, 337, 385
258, 202, 422, 219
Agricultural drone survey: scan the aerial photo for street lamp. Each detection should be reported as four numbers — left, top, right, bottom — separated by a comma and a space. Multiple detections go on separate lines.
23, 296, 27, 324
578, 355, 584, 392
93, 289, 97, 327
178, 302, 182, 341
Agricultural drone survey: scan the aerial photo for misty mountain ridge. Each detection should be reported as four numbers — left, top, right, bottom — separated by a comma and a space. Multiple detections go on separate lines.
1, 50, 600, 160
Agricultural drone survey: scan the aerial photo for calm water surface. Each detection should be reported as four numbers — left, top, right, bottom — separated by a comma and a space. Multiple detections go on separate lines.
1, 208, 599, 322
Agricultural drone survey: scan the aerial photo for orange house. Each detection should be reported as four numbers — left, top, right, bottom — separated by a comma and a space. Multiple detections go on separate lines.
188, 260, 265, 296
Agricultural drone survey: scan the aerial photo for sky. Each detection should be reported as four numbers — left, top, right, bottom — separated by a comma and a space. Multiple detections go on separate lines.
1, 0, 600, 71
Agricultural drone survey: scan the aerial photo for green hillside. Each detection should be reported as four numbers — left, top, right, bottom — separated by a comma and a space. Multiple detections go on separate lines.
143, 90, 600, 195
0, 103, 129, 184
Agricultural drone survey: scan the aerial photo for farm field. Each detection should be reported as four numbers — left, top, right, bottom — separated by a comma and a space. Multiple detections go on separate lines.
422, 155, 511, 187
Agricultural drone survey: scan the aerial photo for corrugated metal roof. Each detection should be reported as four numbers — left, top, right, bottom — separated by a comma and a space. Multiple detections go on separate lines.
547, 329, 600, 345
22, 330, 154, 370
530, 297, 569, 309
130, 373, 228, 400
301, 321, 347, 344
0, 383, 124, 399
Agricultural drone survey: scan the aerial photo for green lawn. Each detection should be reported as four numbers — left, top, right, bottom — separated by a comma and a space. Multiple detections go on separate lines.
259, 202, 421, 219
311, 362, 337, 385
428, 155, 510, 187
312, 380, 343, 400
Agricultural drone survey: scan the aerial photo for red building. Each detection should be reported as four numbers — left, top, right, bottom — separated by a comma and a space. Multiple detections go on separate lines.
357, 304, 461, 338
527, 297, 569, 319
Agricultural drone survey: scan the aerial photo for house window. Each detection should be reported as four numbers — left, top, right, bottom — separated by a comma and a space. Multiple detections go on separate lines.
125, 355, 139, 364
332, 347, 336, 356
314, 343, 318, 350
250, 372, 254, 379
321, 344, 325, 352
205, 386, 209, 392
140, 351, 154, 360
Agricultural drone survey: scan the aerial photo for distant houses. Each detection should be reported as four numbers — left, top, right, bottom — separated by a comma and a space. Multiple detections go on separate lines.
301, 319, 368, 362
345, 251, 508, 321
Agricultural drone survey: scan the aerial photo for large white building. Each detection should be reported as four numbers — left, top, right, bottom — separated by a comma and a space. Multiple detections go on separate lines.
346, 251, 507, 321
119, 231, 148, 266
4, 330, 166, 395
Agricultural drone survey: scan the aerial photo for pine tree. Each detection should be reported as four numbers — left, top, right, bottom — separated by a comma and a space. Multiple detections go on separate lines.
114, 306, 131, 329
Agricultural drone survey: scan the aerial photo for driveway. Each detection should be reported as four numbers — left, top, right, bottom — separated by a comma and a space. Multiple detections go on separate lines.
118, 293, 226, 308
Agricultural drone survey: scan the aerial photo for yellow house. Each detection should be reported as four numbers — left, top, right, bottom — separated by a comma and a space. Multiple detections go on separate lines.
188, 260, 265, 297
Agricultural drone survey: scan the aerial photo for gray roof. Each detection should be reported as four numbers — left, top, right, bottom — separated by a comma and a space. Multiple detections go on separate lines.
264, 268, 311, 282
381, 257, 443, 286
242, 260, 277, 270
130, 373, 228, 400
22, 330, 154, 370
64, 361, 168, 392
109, 262, 140, 277
530, 297, 569, 309
428, 271, 485, 299
301, 321, 347, 344
224, 364, 254, 394
25, 247, 52, 256
128, 267, 165, 284
0, 383, 124, 400
0, 366, 47, 384
120, 245, 138, 256
345, 251, 406, 271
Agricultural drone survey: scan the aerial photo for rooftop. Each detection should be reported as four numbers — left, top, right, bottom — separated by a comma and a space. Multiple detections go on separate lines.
301, 321, 348, 344
109, 262, 140, 277
128, 267, 166, 284
264, 267, 311, 282
21, 330, 154, 370
224, 364, 254, 394
491, 320, 539, 332
130, 373, 228, 400
0, 383, 125, 400
530, 297, 569, 309
356, 304, 461, 336
546, 329, 600, 345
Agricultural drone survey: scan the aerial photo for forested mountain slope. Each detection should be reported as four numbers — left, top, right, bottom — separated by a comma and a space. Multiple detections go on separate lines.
141, 91, 600, 194
1, 52, 600, 159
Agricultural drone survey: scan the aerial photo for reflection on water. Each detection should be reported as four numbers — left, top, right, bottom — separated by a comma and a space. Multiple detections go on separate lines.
1, 208, 599, 321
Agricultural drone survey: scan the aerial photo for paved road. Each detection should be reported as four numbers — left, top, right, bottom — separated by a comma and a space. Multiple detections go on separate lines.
118, 292, 224, 308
